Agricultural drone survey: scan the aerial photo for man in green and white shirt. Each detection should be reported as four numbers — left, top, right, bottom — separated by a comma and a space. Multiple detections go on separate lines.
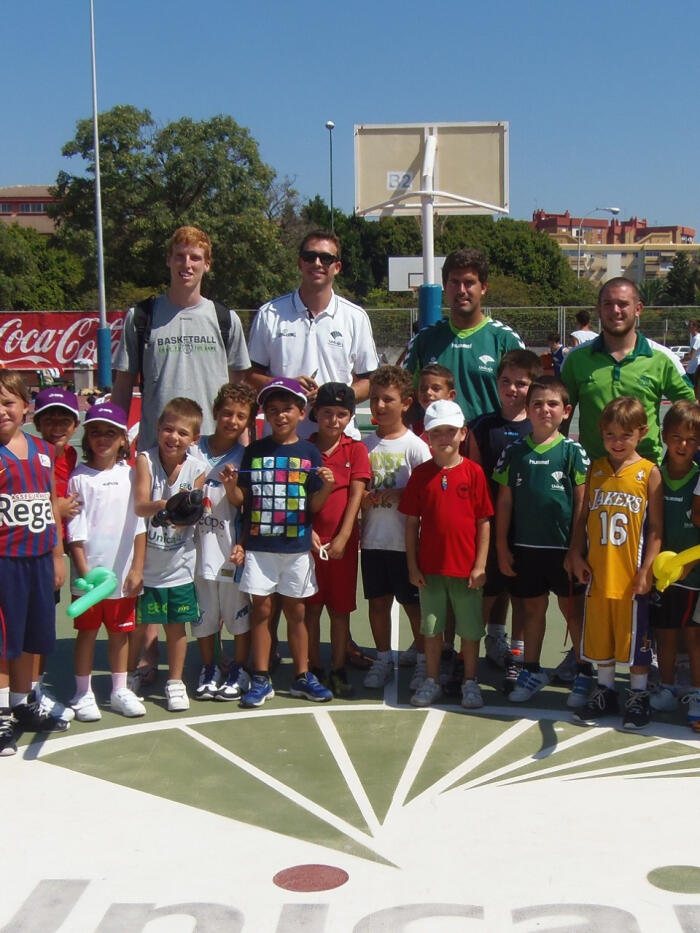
404, 248, 524, 423
561, 277, 693, 463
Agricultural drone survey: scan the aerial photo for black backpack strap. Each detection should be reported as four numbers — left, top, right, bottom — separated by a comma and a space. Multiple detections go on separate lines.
212, 300, 232, 350
133, 295, 156, 391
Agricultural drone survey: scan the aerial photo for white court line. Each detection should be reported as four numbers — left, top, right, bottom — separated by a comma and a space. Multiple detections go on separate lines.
407, 717, 534, 807
462, 726, 632, 790
487, 736, 677, 787
315, 709, 383, 836
555, 752, 700, 782
385, 708, 444, 821
386, 599, 400, 707
181, 724, 394, 863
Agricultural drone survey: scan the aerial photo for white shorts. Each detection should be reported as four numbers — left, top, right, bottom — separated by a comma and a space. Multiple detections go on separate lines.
240, 550, 317, 599
194, 577, 251, 638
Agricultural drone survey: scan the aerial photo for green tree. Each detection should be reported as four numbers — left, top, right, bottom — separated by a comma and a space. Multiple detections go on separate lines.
638, 277, 666, 307
663, 253, 696, 305
52, 105, 297, 307
0, 225, 83, 310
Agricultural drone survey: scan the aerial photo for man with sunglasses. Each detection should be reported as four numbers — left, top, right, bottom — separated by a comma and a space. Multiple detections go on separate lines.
247, 231, 379, 438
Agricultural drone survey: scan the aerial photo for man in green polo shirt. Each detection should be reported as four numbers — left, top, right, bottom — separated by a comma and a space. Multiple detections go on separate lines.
404, 248, 524, 423
561, 277, 693, 462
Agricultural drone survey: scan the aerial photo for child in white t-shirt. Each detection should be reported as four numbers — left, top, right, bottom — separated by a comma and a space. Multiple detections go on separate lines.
361, 366, 431, 690
193, 384, 257, 701
67, 403, 147, 722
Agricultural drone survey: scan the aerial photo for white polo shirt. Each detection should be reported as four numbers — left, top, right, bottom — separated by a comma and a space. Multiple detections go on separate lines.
248, 289, 379, 437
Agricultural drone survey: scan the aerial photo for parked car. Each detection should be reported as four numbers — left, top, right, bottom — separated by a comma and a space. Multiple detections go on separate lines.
669, 345, 691, 359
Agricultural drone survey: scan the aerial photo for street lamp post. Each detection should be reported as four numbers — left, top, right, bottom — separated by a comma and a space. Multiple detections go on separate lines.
325, 121, 335, 232
89, 0, 111, 389
577, 205, 621, 278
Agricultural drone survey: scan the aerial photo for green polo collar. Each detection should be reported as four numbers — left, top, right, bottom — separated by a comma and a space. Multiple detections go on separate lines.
590, 332, 653, 360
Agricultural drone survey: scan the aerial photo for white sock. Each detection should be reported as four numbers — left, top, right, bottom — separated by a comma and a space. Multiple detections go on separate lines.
630, 673, 648, 691
75, 675, 91, 695
511, 639, 524, 659
487, 623, 507, 639
111, 672, 127, 691
598, 666, 616, 689
10, 691, 28, 708
0, 686, 9, 710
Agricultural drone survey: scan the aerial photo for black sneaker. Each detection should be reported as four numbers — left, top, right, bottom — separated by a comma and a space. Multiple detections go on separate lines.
328, 668, 354, 698
0, 715, 17, 756
12, 695, 70, 733
503, 660, 522, 696
622, 689, 651, 730
572, 685, 618, 725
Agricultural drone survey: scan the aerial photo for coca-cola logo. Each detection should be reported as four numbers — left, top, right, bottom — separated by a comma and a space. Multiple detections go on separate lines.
0, 312, 125, 368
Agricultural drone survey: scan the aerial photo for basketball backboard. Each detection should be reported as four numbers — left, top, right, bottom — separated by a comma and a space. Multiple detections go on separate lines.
354, 122, 509, 217
388, 256, 446, 292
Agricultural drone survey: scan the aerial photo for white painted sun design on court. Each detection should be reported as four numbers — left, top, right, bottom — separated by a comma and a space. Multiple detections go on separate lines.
37, 705, 700, 867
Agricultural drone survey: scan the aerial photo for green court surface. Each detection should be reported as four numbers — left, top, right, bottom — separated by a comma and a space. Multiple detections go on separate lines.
3, 584, 700, 932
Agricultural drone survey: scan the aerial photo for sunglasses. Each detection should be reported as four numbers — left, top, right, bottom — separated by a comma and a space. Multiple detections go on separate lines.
300, 249, 339, 267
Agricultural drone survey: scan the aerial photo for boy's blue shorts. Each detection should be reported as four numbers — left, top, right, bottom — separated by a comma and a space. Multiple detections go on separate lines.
0, 553, 56, 659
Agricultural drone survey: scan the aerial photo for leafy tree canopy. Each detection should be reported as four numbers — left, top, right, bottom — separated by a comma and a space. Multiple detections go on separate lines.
0, 225, 83, 311
52, 105, 297, 307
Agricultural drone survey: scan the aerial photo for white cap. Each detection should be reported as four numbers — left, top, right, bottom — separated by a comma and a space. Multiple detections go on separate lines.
423, 399, 465, 432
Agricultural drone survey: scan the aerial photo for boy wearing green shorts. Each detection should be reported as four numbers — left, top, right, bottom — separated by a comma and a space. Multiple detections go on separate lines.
400, 400, 493, 709
134, 398, 206, 712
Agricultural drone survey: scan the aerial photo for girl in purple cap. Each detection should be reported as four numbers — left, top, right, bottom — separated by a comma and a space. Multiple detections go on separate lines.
66, 403, 148, 721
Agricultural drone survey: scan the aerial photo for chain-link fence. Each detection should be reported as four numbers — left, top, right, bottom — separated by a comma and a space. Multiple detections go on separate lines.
239, 305, 698, 360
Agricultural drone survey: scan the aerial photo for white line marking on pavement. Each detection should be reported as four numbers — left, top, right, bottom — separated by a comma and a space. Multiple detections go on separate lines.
315, 709, 382, 836
407, 717, 534, 806
385, 708, 444, 821
180, 725, 395, 862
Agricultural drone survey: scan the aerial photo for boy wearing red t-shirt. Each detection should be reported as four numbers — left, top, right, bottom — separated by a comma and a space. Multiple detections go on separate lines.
400, 400, 492, 709
307, 384, 371, 697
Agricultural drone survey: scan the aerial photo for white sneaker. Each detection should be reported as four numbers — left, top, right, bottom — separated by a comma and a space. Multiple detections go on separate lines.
411, 677, 442, 707
460, 679, 484, 709
34, 683, 75, 723
110, 687, 146, 718
195, 664, 221, 700
409, 654, 428, 690
398, 641, 417, 667
509, 668, 550, 703
363, 656, 394, 689
70, 691, 102, 722
649, 685, 679, 712
165, 680, 190, 712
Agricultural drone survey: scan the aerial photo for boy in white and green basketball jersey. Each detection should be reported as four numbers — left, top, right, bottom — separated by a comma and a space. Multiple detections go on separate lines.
650, 400, 700, 731
404, 248, 524, 424
493, 376, 590, 707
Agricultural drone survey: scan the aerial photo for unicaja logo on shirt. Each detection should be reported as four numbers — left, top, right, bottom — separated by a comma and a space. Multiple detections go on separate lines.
551, 470, 565, 490
478, 354, 495, 371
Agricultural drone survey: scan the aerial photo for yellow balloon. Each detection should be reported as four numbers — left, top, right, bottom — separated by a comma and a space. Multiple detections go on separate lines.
653, 545, 700, 592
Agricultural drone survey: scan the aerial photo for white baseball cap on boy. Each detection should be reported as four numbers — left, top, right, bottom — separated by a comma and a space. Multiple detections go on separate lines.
423, 399, 465, 432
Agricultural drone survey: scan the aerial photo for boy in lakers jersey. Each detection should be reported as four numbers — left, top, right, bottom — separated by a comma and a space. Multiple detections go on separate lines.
566, 397, 662, 729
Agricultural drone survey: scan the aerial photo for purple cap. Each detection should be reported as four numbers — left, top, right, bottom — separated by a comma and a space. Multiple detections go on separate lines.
257, 378, 307, 407
33, 388, 79, 420
84, 402, 127, 431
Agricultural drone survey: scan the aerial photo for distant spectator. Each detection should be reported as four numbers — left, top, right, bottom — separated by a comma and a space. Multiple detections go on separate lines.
570, 309, 597, 346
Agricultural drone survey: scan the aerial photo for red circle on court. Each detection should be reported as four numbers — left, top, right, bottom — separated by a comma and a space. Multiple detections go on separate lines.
273, 864, 349, 892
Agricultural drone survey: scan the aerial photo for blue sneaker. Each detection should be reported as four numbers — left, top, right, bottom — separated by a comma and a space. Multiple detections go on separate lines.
240, 675, 274, 708
567, 672, 594, 709
290, 672, 332, 702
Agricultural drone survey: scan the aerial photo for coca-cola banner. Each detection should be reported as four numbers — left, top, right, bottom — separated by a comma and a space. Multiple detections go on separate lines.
0, 311, 126, 370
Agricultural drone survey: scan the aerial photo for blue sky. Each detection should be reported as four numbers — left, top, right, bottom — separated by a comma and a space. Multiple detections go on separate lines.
5, 0, 700, 234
